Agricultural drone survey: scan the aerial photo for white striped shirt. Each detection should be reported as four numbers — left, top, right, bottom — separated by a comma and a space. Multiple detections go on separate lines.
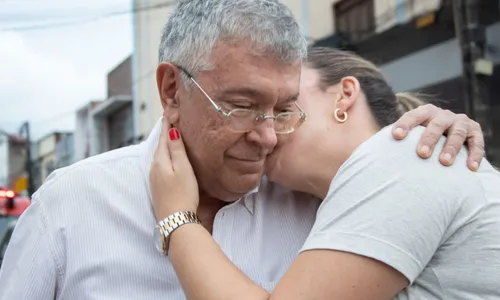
0, 119, 320, 300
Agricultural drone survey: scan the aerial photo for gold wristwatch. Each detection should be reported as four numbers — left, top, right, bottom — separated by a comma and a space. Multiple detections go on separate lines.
154, 211, 201, 255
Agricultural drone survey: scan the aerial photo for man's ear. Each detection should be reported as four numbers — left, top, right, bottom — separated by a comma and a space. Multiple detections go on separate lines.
164, 98, 180, 125
157, 62, 182, 109
156, 62, 181, 123
336, 76, 361, 115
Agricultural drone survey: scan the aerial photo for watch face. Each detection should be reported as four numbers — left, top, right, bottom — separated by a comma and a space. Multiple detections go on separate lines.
153, 226, 164, 253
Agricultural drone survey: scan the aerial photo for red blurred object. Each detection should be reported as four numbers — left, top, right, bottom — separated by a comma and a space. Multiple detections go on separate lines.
0, 190, 15, 198
0, 188, 30, 217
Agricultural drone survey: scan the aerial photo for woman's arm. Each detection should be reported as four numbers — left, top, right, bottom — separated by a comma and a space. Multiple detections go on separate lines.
168, 222, 407, 300
151, 118, 473, 300
168, 224, 268, 300
153, 122, 408, 300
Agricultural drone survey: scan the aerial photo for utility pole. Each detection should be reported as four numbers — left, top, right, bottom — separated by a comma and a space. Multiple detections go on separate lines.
453, 0, 494, 160
19, 122, 34, 198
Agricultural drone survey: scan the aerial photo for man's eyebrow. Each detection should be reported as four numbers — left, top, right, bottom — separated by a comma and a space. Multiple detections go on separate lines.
217, 88, 299, 104
280, 93, 299, 103
217, 87, 267, 100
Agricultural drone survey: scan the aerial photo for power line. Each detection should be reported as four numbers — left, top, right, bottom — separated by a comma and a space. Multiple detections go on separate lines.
0, 3, 128, 23
0, 107, 78, 127
0, 1, 320, 42
0, 1, 176, 32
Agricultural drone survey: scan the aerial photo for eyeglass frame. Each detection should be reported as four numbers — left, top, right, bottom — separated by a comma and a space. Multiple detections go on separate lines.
176, 65, 307, 134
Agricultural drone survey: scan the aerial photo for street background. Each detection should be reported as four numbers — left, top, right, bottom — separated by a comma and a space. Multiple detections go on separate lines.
0, 0, 499, 238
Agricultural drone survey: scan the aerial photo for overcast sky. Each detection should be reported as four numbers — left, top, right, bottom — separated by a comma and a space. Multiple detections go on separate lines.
0, 0, 134, 184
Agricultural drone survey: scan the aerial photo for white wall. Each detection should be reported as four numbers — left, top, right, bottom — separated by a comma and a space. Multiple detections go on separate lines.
37, 133, 57, 182
39, 152, 56, 183
74, 109, 89, 162
74, 104, 97, 161
38, 134, 56, 159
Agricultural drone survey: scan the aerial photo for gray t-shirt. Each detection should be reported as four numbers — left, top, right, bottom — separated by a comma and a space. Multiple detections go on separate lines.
301, 125, 500, 299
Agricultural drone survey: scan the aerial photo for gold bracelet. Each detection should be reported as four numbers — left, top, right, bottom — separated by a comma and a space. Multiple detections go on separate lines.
154, 211, 201, 255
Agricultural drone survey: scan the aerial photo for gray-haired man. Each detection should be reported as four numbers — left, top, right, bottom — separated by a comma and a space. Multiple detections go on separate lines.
0, 1, 485, 299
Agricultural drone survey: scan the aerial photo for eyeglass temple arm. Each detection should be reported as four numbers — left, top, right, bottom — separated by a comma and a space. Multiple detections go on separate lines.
177, 65, 224, 114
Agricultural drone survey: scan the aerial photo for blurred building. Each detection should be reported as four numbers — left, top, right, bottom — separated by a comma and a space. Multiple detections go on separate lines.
1, 130, 32, 195
132, 0, 175, 142
5, 135, 27, 193
92, 55, 134, 154
56, 133, 74, 171
74, 55, 134, 160
30, 140, 41, 192
312, 0, 500, 162
130, 0, 448, 136
74, 101, 102, 162
0, 134, 8, 187
131, 0, 499, 161
33, 132, 74, 187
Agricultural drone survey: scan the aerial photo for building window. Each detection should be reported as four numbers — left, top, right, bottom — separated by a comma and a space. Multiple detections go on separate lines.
334, 0, 375, 42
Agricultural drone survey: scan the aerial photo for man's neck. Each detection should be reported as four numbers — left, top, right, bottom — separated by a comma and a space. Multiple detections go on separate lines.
196, 194, 228, 234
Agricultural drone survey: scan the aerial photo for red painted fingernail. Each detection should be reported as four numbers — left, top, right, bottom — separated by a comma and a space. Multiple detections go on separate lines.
169, 128, 180, 141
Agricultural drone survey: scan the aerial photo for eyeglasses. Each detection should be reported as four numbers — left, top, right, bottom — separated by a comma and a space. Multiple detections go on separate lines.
177, 66, 307, 134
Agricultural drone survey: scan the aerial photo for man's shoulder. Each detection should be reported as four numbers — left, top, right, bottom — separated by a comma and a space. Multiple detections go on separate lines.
34, 144, 146, 207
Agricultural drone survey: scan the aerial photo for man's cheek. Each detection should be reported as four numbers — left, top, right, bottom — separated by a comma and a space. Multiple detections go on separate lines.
275, 134, 292, 147
264, 155, 277, 175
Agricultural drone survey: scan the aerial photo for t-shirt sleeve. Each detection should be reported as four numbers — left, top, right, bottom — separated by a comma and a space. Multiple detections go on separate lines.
300, 126, 474, 283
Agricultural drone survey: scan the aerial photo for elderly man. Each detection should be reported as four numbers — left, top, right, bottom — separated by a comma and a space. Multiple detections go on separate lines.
0, 0, 486, 299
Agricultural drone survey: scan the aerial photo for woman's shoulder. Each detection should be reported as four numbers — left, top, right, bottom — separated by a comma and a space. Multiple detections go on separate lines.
331, 125, 496, 225
358, 125, 445, 161
347, 125, 464, 174
335, 125, 480, 200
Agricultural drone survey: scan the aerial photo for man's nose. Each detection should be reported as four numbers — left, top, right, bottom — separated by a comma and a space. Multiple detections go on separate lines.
246, 120, 278, 151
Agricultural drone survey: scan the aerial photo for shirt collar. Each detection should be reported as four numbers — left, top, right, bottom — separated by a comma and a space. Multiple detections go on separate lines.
142, 117, 163, 167
242, 184, 259, 215
139, 118, 163, 205
141, 118, 261, 214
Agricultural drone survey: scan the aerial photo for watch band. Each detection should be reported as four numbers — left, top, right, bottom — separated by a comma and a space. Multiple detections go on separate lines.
156, 211, 201, 255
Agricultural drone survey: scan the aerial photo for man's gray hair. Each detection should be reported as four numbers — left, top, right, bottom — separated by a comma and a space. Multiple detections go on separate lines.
158, 0, 307, 78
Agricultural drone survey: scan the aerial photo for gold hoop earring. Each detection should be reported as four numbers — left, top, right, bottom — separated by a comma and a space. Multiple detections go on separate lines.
334, 108, 348, 123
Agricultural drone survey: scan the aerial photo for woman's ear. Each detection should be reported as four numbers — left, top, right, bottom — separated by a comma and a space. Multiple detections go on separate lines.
336, 76, 361, 115
157, 62, 181, 123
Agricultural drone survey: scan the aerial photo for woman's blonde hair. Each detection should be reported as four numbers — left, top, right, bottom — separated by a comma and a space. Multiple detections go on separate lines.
395, 92, 427, 114
307, 47, 427, 126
